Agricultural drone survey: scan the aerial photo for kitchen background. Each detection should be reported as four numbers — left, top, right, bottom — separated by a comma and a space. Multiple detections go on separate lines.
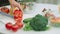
0, 0, 60, 7
17, 0, 60, 4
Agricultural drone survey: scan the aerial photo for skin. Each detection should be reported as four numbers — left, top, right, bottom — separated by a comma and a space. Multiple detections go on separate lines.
9, 0, 22, 10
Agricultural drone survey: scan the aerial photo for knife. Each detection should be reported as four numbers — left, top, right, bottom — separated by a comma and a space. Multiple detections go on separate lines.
0, 12, 14, 18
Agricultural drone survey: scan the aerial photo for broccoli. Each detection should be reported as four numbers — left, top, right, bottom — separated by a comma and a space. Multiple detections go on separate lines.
30, 14, 48, 31
23, 18, 32, 23
23, 22, 33, 31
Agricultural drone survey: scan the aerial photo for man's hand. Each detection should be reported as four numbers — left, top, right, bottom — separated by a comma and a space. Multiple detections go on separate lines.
9, 0, 22, 10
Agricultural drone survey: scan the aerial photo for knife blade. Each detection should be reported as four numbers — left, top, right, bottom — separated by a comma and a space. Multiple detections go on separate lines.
0, 12, 13, 18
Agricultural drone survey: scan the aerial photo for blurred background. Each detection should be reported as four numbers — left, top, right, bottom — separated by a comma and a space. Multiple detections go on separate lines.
17, 0, 60, 4
0, 0, 60, 6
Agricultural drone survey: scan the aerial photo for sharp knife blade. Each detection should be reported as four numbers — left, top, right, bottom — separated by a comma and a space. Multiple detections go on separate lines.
0, 12, 13, 18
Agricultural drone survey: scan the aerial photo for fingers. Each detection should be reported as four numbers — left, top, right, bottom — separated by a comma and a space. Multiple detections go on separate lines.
17, 4, 23, 11
10, 1, 23, 11
10, 4, 16, 8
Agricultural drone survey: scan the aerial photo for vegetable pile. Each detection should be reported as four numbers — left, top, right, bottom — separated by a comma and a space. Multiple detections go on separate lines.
23, 14, 48, 31
5, 9, 23, 32
0, 7, 9, 14
23, 18, 33, 31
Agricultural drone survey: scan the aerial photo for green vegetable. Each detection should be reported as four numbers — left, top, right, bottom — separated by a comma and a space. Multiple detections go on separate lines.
23, 14, 49, 31
23, 18, 32, 23
30, 14, 48, 31
23, 22, 32, 31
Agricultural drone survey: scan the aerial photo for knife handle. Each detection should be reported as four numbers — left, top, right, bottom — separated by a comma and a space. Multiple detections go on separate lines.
9, 6, 17, 16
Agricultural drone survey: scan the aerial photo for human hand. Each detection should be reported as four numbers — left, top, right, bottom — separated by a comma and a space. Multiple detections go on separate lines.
9, 0, 22, 10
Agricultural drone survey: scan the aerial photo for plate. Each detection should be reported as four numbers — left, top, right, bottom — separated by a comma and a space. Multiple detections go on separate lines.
0, 3, 60, 34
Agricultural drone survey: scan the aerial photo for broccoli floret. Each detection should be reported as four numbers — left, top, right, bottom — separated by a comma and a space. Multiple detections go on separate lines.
30, 14, 48, 31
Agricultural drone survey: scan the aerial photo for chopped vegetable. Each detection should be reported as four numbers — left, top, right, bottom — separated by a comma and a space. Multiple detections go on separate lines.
13, 9, 23, 22
5, 9, 23, 32
50, 17, 60, 27
23, 22, 32, 31
23, 18, 32, 23
30, 14, 48, 31
15, 22, 23, 29
1, 7, 9, 14
12, 24, 19, 32
5, 22, 12, 30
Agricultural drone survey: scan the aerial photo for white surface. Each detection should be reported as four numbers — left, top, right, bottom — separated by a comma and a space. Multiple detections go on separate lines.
0, 3, 60, 34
